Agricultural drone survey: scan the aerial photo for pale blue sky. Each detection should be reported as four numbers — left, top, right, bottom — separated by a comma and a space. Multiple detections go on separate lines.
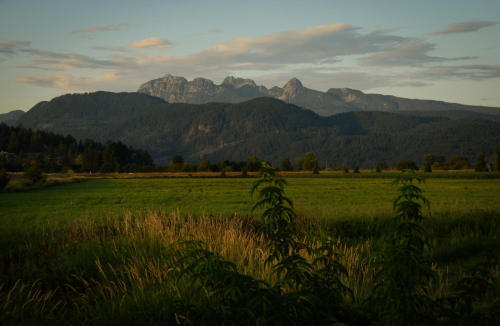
1, 0, 499, 113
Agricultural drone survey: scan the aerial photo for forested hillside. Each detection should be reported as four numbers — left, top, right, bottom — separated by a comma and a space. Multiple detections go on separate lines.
0, 124, 153, 172
17, 92, 500, 167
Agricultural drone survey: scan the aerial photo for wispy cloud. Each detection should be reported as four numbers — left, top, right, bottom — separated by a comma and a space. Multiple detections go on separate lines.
71, 23, 130, 38
17, 70, 120, 91
10, 23, 500, 96
359, 41, 476, 66
415, 64, 500, 81
0, 40, 30, 55
130, 37, 172, 49
434, 21, 497, 35
207, 28, 221, 33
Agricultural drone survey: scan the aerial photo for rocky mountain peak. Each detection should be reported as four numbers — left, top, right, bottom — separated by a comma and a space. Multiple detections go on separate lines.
222, 76, 257, 88
283, 77, 304, 91
162, 73, 188, 84
191, 77, 215, 87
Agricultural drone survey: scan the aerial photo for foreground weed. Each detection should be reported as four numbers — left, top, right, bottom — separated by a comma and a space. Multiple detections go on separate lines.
371, 170, 435, 325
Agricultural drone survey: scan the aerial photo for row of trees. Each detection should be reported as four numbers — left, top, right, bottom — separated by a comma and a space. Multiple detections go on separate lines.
158, 155, 263, 173
158, 150, 500, 174
0, 124, 153, 173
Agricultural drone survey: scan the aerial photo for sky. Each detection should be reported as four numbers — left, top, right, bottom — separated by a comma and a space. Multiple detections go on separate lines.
1, 0, 499, 113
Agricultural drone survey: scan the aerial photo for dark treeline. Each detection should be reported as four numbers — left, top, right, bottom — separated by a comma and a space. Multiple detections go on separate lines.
0, 123, 153, 172
161, 150, 500, 174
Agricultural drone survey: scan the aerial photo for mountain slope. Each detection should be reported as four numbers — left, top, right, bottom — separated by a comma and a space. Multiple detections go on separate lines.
138, 74, 500, 116
18, 92, 500, 167
18, 91, 166, 141
0, 110, 25, 125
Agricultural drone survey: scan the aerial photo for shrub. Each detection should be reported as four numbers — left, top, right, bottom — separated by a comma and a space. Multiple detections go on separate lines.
23, 165, 46, 184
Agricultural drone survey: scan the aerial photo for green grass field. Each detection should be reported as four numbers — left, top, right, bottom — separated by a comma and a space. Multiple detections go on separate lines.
1, 174, 499, 324
2, 176, 499, 250
2, 175, 500, 220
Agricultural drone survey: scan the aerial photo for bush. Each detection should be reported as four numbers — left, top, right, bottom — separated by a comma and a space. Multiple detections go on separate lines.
24, 165, 46, 184
0, 169, 9, 190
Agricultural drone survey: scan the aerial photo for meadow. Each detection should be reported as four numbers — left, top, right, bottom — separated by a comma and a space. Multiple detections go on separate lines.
1, 173, 499, 324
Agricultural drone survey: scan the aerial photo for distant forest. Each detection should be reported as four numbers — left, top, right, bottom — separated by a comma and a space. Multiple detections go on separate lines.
0, 124, 153, 172
2, 123, 499, 174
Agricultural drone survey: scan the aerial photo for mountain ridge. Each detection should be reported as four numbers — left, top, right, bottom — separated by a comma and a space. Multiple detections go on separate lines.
138, 74, 500, 116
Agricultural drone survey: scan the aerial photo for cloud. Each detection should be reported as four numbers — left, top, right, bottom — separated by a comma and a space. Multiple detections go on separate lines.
71, 23, 129, 37
0, 40, 30, 55
11, 23, 499, 98
8, 24, 414, 75
359, 41, 476, 66
90, 45, 130, 53
199, 24, 409, 65
207, 28, 221, 33
415, 64, 500, 81
434, 21, 497, 35
17, 70, 121, 91
17, 47, 135, 71
130, 37, 172, 49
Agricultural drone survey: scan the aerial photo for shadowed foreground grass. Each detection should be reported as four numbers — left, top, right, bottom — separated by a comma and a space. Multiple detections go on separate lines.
0, 210, 498, 324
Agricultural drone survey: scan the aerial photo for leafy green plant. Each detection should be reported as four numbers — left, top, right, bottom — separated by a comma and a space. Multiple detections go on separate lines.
168, 162, 354, 325
371, 170, 435, 325
437, 254, 500, 325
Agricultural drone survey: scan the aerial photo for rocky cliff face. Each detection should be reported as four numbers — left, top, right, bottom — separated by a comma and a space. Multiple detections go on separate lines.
138, 74, 499, 116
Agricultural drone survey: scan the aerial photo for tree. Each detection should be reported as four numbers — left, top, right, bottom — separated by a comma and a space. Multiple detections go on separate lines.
0, 168, 9, 190
281, 158, 293, 171
170, 154, 184, 172
246, 155, 260, 172
396, 160, 418, 171
475, 153, 487, 172
443, 156, 470, 170
302, 152, 318, 171
423, 154, 445, 169
375, 161, 388, 172
353, 166, 360, 173
424, 162, 432, 173
493, 149, 500, 172
296, 157, 304, 171
197, 159, 210, 172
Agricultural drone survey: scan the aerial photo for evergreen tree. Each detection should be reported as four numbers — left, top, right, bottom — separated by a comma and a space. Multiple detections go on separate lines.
375, 161, 388, 172
281, 157, 293, 171
493, 149, 500, 172
424, 162, 432, 172
475, 152, 487, 172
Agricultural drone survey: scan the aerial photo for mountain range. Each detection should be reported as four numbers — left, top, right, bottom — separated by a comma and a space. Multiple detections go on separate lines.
12, 91, 500, 167
138, 74, 500, 116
